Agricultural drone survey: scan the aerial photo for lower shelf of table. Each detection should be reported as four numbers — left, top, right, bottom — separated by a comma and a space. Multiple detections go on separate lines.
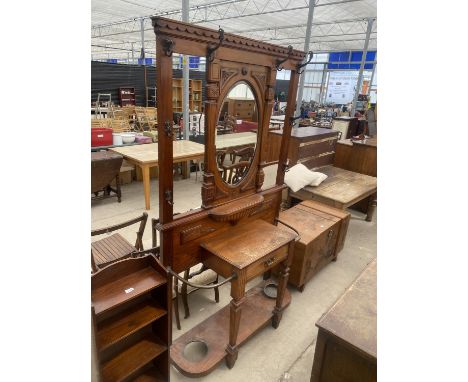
170, 280, 292, 378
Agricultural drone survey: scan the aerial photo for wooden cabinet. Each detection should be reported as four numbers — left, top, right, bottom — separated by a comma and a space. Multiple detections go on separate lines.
311, 260, 376, 382
227, 97, 257, 121
172, 78, 203, 112
276, 200, 350, 291
267, 126, 339, 168
91, 255, 170, 382
119, 87, 136, 107
334, 137, 377, 177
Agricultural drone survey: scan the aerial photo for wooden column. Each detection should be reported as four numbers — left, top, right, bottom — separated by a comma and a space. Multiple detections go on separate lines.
156, 34, 174, 262
276, 69, 299, 185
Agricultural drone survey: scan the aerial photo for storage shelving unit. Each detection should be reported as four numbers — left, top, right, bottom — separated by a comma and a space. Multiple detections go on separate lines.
172, 79, 203, 112
119, 87, 136, 107
91, 255, 170, 382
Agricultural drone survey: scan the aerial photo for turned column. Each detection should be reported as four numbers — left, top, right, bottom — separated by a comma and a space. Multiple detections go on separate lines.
225, 273, 246, 369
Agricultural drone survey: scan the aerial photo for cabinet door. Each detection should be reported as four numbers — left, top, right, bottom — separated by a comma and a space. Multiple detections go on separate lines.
303, 222, 340, 284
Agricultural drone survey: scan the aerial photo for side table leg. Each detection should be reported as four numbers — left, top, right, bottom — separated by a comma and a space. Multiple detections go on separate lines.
365, 193, 377, 222
142, 165, 151, 210
273, 242, 294, 329
226, 279, 245, 369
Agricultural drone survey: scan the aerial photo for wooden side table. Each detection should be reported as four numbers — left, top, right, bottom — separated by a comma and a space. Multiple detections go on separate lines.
200, 219, 296, 368
170, 218, 297, 377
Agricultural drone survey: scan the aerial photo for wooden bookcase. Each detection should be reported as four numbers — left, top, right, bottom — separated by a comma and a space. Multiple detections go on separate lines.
119, 87, 136, 107
190, 79, 202, 112
91, 255, 170, 382
172, 79, 203, 112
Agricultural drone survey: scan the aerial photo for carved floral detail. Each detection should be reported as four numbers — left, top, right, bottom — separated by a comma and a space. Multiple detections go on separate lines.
205, 83, 220, 99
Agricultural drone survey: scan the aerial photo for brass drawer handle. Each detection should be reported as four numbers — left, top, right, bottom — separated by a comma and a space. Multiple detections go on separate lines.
265, 257, 276, 267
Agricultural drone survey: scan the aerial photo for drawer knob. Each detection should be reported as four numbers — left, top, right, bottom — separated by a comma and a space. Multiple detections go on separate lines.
265, 257, 276, 267
327, 229, 334, 240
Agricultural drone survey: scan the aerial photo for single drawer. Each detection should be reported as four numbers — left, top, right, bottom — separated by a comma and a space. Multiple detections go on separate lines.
246, 244, 289, 281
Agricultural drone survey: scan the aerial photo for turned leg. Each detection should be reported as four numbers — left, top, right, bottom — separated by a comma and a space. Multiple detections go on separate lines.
181, 269, 190, 319
142, 165, 151, 210
365, 193, 377, 222
272, 242, 294, 328
225, 277, 245, 369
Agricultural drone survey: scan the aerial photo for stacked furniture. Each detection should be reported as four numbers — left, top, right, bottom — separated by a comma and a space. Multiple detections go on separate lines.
91, 255, 170, 382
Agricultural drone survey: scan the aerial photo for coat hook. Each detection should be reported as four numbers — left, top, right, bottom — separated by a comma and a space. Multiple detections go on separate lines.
275, 45, 293, 71
207, 27, 225, 62
296, 51, 314, 74
162, 38, 174, 57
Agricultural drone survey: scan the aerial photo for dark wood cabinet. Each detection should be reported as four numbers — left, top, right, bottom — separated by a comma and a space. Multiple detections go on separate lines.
91, 255, 170, 382
119, 87, 136, 107
267, 126, 339, 168
311, 260, 376, 382
334, 137, 377, 177
276, 200, 350, 291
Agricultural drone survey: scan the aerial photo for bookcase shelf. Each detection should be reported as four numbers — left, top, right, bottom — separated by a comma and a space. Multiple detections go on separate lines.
172, 79, 203, 113
119, 87, 136, 107
92, 255, 170, 382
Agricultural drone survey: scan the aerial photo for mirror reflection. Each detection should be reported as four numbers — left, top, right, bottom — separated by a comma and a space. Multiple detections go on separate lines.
215, 82, 258, 185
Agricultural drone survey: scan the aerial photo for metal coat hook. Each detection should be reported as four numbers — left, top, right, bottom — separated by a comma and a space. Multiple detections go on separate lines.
207, 27, 225, 62
162, 38, 174, 57
296, 51, 314, 74
275, 45, 293, 71
165, 190, 173, 206
164, 121, 173, 137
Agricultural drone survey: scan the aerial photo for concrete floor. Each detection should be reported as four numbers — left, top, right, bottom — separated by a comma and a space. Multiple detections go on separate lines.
91, 165, 377, 382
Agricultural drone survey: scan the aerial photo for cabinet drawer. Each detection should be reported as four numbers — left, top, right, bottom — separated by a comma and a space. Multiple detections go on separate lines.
246, 245, 288, 280
298, 138, 337, 159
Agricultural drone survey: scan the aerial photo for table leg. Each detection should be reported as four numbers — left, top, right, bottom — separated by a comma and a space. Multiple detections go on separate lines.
272, 242, 294, 329
142, 165, 151, 210
365, 193, 377, 222
226, 277, 245, 369
181, 161, 190, 179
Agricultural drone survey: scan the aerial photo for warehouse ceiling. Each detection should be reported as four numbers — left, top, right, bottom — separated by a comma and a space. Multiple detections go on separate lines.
91, 0, 376, 61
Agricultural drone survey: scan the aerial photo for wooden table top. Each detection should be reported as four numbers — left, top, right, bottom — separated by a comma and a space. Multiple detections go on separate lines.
215, 132, 258, 149
109, 140, 205, 165
338, 137, 377, 147
200, 219, 296, 270
302, 166, 377, 204
270, 126, 339, 140
317, 259, 376, 359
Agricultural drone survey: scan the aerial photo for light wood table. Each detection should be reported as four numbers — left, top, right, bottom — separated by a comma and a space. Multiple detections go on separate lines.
110, 140, 205, 210
290, 165, 377, 222
215, 132, 257, 149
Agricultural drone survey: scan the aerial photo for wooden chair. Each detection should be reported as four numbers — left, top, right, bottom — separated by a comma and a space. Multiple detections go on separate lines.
152, 217, 219, 330
110, 118, 131, 133
91, 118, 112, 129
91, 212, 148, 272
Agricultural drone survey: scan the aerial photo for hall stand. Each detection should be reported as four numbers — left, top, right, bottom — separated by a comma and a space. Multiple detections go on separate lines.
152, 17, 305, 378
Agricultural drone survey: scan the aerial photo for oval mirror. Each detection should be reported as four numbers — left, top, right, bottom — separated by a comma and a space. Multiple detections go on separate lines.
215, 81, 258, 186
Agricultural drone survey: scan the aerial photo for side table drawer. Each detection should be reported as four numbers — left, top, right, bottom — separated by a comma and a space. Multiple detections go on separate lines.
246, 245, 289, 281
